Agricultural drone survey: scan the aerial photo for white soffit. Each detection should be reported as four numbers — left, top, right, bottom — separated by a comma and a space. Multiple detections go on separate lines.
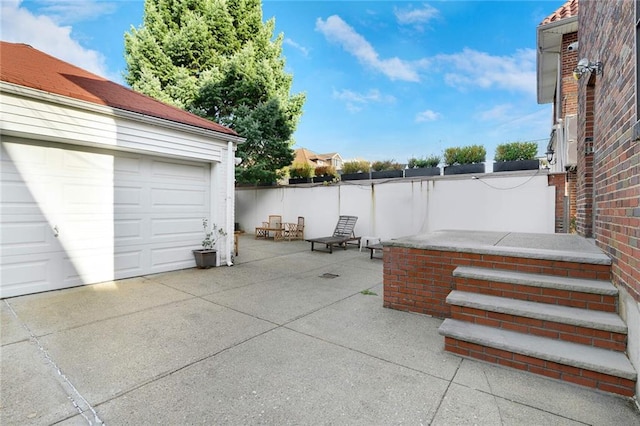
537, 17, 578, 105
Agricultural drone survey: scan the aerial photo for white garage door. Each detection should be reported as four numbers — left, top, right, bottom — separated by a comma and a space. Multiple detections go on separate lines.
1, 139, 211, 298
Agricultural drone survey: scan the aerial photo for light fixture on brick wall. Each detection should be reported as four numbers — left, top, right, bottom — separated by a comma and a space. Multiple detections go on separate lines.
573, 58, 603, 80
546, 147, 555, 164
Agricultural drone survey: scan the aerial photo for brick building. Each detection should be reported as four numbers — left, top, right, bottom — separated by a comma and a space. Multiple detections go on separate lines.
542, 0, 640, 397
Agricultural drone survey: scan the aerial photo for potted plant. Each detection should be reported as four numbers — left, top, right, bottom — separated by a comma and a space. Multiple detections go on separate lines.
371, 160, 403, 179
288, 162, 314, 184
193, 218, 227, 269
340, 160, 371, 181
443, 145, 486, 175
313, 165, 339, 183
405, 155, 441, 177
493, 141, 540, 172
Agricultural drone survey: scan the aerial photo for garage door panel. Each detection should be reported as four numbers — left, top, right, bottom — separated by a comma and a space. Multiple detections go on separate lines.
1, 219, 51, 249
0, 254, 63, 298
61, 150, 113, 179
1, 217, 61, 256
114, 186, 143, 209
1, 142, 48, 170
150, 244, 197, 271
114, 250, 145, 277
58, 216, 113, 250
61, 246, 117, 284
151, 160, 208, 183
0, 179, 51, 216
61, 182, 114, 213
115, 218, 144, 243
114, 156, 142, 175
151, 217, 202, 239
151, 187, 207, 209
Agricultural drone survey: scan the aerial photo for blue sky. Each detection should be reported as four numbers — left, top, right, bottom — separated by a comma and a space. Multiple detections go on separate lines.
1, 0, 566, 164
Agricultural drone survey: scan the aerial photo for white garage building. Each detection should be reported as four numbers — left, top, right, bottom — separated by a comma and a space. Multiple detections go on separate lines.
0, 42, 244, 298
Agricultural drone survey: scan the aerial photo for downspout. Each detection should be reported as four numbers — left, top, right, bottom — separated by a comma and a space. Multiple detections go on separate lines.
556, 52, 562, 123
226, 140, 235, 266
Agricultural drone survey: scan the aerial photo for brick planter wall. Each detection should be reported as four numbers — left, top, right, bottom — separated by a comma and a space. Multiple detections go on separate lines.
383, 246, 611, 318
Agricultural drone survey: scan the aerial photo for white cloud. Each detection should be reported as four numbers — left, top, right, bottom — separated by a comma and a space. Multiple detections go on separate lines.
436, 48, 537, 96
283, 38, 309, 57
476, 104, 513, 121
415, 109, 442, 123
0, 0, 111, 79
316, 15, 421, 82
30, 0, 117, 24
395, 4, 439, 25
333, 88, 394, 103
333, 88, 395, 113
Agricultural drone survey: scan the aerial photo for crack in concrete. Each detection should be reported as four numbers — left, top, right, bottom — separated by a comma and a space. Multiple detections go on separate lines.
4, 300, 105, 425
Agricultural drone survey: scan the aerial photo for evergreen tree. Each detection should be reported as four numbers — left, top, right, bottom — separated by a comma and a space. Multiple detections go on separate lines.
124, 0, 304, 183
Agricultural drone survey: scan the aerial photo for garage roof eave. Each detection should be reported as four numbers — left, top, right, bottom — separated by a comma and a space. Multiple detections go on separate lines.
113, 107, 246, 145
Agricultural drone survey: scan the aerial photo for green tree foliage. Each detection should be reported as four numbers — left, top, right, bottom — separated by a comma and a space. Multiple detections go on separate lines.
124, 0, 305, 184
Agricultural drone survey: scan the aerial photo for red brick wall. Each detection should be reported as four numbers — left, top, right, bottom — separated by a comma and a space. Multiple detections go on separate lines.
578, 0, 639, 303
560, 33, 579, 117
577, 83, 595, 237
548, 173, 567, 233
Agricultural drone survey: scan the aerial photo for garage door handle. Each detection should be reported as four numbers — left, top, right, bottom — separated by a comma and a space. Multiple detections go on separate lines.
53, 226, 59, 237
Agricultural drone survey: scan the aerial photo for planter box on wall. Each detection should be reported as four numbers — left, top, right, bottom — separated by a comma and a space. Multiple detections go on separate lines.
288, 177, 312, 185
444, 163, 485, 175
371, 170, 403, 179
493, 159, 540, 172
193, 249, 217, 269
405, 167, 440, 177
313, 175, 335, 183
340, 172, 370, 181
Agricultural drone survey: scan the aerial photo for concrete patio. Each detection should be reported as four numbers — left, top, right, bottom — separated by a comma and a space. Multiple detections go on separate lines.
2, 235, 639, 425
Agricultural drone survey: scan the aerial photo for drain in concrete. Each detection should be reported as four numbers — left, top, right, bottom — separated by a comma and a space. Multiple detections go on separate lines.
320, 273, 340, 279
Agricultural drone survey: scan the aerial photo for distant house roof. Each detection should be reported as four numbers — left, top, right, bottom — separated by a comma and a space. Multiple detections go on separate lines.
316, 152, 341, 161
536, 0, 579, 104
292, 148, 342, 167
0, 42, 238, 136
293, 148, 318, 165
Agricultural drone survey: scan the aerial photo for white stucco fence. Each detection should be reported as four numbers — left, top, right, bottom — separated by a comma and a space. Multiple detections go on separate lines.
235, 171, 556, 240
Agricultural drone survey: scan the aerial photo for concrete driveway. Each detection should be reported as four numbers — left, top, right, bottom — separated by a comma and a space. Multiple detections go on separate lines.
2, 235, 639, 425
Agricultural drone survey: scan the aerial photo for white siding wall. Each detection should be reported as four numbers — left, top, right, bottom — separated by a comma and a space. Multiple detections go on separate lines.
235, 173, 555, 239
0, 86, 229, 162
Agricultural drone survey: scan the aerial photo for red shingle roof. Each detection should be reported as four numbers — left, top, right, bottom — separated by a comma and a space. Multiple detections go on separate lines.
540, 0, 578, 26
0, 42, 238, 136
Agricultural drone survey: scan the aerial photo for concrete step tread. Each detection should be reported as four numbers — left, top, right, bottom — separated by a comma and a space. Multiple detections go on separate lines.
438, 319, 636, 381
453, 266, 617, 296
447, 290, 627, 334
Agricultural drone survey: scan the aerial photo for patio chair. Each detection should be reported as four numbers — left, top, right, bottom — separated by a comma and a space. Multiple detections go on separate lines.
306, 215, 361, 253
255, 215, 284, 240
284, 216, 305, 241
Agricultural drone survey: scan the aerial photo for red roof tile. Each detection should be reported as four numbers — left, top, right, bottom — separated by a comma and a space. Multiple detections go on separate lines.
540, 0, 578, 26
0, 42, 238, 136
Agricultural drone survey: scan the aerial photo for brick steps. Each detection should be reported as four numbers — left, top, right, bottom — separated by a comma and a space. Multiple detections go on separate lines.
439, 266, 637, 396
447, 290, 627, 350
440, 319, 637, 396
452, 266, 618, 312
